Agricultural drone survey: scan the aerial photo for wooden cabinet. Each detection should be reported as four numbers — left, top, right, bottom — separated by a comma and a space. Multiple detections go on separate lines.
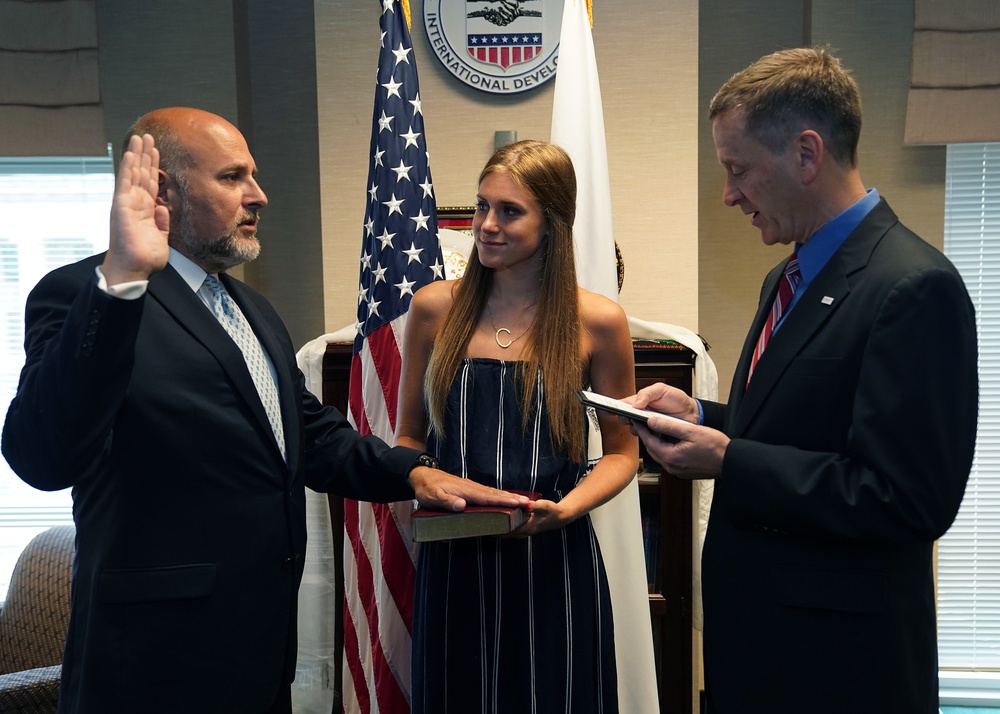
320, 340, 695, 713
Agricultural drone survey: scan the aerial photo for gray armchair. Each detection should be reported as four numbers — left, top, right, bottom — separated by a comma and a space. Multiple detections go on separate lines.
0, 525, 75, 714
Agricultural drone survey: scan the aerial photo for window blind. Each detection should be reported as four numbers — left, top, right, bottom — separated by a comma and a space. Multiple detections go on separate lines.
0, 156, 112, 601
939, 143, 1000, 679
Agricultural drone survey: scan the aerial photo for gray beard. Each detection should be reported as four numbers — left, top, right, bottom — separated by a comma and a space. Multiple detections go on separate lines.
169, 210, 261, 273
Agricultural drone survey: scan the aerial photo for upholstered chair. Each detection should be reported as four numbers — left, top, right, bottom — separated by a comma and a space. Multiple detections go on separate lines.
0, 525, 76, 714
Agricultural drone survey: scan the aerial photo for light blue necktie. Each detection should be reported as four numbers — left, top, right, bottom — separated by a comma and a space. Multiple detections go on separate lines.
203, 274, 286, 461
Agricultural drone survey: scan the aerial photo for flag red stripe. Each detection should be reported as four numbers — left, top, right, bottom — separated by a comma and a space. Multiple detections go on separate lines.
365, 324, 402, 428
348, 352, 368, 434
345, 500, 409, 712
342, 502, 373, 714
374, 503, 415, 627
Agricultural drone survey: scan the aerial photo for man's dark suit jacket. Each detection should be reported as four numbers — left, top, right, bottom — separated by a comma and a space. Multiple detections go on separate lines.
699, 200, 979, 714
2, 254, 420, 713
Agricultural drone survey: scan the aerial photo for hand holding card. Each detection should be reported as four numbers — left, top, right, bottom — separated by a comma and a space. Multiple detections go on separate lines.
576, 390, 689, 427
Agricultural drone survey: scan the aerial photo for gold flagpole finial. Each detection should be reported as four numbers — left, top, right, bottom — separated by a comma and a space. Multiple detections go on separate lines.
401, 0, 411, 30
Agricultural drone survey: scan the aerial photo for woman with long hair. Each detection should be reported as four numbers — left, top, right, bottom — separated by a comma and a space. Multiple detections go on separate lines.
395, 139, 638, 713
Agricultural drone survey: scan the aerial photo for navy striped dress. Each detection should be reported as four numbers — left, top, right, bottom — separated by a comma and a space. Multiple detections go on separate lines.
411, 359, 618, 714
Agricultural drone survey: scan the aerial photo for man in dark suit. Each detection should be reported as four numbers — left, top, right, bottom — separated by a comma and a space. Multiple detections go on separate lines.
1, 107, 526, 714
628, 48, 978, 713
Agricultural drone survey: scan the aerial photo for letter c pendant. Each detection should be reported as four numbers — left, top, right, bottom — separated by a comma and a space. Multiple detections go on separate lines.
495, 328, 513, 349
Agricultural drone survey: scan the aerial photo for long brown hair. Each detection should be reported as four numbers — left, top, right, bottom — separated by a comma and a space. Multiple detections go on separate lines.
425, 140, 586, 460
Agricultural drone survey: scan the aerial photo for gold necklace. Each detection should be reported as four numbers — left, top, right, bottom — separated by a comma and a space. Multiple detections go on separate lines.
485, 301, 526, 349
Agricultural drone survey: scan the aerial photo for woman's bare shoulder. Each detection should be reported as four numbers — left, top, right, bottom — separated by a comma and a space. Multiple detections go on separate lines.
579, 287, 628, 334
411, 279, 458, 317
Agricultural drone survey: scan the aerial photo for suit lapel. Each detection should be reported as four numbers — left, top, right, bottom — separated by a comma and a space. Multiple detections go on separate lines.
147, 267, 290, 470
733, 261, 850, 432
732, 200, 898, 434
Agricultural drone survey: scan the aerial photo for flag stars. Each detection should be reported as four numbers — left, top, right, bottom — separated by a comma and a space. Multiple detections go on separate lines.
411, 209, 431, 232
383, 194, 404, 216
378, 110, 394, 133
403, 243, 424, 264
392, 42, 412, 66
392, 160, 413, 182
394, 275, 416, 298
382, 76, 403, 99
354, 5, 444, 344
377, 228, 396, 249
401, 125, 421, 149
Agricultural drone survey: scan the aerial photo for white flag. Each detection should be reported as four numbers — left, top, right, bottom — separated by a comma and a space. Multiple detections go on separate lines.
550, 2, 660, 713
550, 0, 618, 302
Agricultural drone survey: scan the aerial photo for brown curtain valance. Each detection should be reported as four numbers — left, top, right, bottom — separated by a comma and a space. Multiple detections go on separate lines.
0, 0, 107, 156
905, 0, 1000, 145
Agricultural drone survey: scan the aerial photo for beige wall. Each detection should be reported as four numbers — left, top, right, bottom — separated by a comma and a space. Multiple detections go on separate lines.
315, 0, 701, 336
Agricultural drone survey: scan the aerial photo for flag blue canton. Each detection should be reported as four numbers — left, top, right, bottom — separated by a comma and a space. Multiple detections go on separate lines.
354, 0, 443, 353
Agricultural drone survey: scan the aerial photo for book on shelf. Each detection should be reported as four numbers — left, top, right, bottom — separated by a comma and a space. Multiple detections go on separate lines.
411, 491, 540, 542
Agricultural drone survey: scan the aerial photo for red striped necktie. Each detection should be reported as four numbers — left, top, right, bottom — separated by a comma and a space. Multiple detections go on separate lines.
748, 255, 801, 384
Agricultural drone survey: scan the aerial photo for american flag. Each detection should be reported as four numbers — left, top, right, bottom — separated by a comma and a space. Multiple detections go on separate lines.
343, 1, 443, 712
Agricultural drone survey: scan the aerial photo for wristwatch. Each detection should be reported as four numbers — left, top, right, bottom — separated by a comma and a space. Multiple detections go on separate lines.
413, 453, 440, 471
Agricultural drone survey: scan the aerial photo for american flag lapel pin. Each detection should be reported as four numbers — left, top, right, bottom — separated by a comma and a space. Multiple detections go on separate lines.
821, 296, 835, 305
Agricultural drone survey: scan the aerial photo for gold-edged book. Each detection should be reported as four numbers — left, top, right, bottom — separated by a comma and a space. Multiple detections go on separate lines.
411, 491, 540, 542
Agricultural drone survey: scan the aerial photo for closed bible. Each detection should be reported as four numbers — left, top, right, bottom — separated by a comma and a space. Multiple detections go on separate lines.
411, 492, 539, 542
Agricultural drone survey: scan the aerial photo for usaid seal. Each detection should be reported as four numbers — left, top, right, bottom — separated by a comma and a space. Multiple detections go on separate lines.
424, 0, 563, 95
